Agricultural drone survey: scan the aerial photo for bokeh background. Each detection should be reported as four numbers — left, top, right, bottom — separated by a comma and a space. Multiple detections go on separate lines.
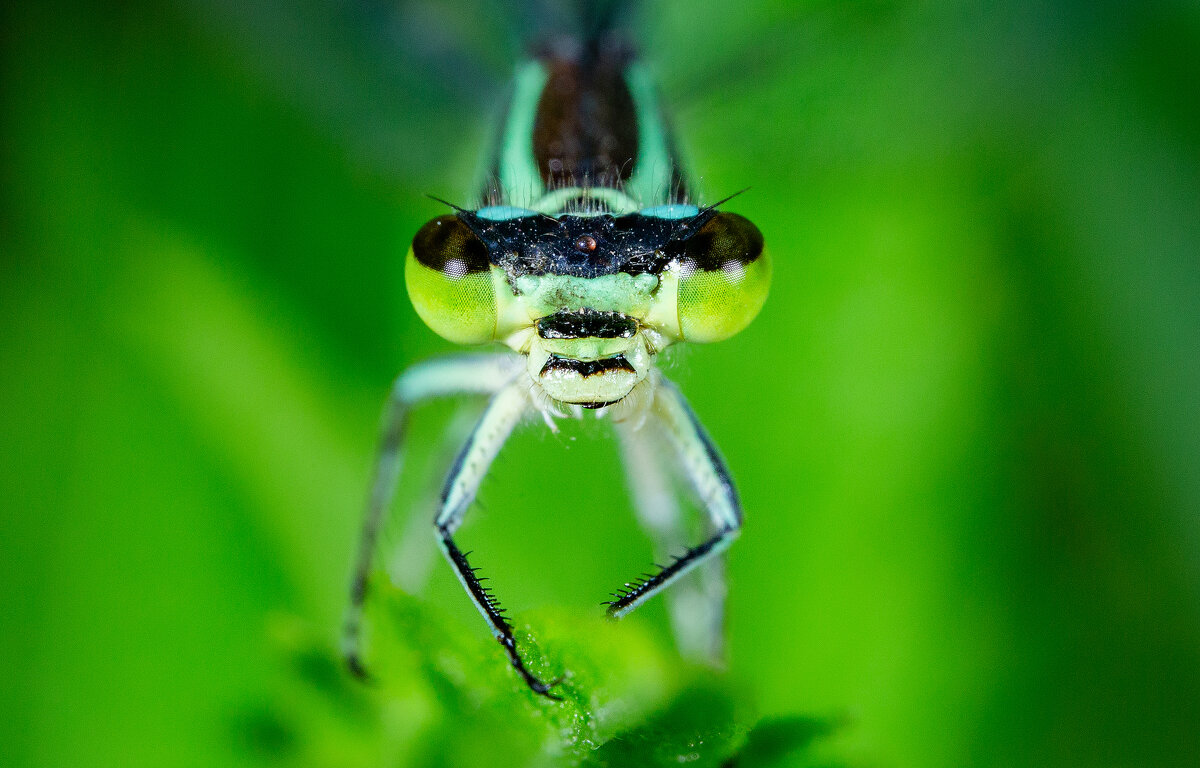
3, 0, 1199, 766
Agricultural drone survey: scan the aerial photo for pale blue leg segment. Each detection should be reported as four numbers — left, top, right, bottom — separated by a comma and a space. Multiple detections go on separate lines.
606, 374, 742, 622
385, 406, 483, 594
431, 382, 564, 697
617, 421, 728, 662
343, 353, 523, 678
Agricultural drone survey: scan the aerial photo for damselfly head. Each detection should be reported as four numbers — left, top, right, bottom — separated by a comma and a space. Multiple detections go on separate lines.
404, 204, 770, 407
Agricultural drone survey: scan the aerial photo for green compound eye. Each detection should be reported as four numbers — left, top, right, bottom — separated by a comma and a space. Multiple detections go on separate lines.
677, 212, 771, 342
405, 215, 497, 345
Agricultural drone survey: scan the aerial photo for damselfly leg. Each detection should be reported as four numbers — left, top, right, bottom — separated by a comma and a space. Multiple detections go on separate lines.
342, 353, 523, 679
432, 380, 565, 697
617, 391, 731, 661
605, 376, 741, 628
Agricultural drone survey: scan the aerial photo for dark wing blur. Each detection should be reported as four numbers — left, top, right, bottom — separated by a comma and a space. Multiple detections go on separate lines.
180, 0, 523, 183
176, 0, 676, 186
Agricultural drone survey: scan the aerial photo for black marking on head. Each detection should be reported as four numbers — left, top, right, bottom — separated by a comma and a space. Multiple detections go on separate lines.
412, 215, 490, 275
537, 309, 637, 339
540, 354, 635, 378
579, 399, 621, 410
455, 207, 720, 278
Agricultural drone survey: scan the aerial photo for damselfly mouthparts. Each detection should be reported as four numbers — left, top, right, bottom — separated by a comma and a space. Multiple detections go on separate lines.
344, 8, 770, 699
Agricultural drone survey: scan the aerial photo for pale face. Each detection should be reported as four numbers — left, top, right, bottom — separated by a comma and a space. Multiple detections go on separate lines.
505, 272, 661, 407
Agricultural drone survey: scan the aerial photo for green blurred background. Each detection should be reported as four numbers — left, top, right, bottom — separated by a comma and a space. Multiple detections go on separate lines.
3, 0, 1199, 766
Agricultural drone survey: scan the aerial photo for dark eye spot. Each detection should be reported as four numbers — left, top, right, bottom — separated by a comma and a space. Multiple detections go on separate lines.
412, 215, 490, 275
575, 235, 598, 253
682, 212, 764, 272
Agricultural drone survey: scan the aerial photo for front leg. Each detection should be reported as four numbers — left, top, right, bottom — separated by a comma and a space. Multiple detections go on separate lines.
343, 353, 522, 678
433, 381, 562, 698
606, 375, 743, 619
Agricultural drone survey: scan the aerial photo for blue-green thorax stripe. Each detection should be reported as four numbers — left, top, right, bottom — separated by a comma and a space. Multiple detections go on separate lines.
492, 54, 686, 212
496, 61, 549, 207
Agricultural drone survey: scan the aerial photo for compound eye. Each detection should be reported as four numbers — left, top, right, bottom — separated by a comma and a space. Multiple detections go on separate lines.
405, 215, 497, 344
676, 212, 771, 342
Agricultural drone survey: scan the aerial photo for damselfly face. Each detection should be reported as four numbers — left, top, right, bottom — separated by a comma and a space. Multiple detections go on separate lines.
405, 204, 770, 409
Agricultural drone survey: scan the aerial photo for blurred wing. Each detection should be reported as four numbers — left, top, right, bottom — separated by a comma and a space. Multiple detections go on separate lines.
180, 0, 521, 183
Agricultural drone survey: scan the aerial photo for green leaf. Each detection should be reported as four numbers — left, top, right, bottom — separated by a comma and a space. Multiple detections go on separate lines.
239, 586, 838, 768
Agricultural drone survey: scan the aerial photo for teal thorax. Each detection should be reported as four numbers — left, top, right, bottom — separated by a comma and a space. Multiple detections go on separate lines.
482, 44, 688, 216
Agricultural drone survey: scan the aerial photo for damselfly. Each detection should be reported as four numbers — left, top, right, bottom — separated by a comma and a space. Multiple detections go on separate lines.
344, 5, 770, 699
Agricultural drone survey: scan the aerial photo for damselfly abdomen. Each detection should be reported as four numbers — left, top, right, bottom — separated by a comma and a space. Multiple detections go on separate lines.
344, 6, 770, 699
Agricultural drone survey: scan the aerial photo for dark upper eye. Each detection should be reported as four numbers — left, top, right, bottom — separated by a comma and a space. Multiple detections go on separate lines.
411, 215, 490, 276
681, 212, 765, 272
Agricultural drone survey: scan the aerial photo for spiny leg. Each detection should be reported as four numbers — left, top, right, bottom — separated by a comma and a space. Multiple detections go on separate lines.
343, 353, 522, 678
606, 375, 742, 620
616, 419, 728, 661
432, 381, 562, 698
437, 536, 560, 697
